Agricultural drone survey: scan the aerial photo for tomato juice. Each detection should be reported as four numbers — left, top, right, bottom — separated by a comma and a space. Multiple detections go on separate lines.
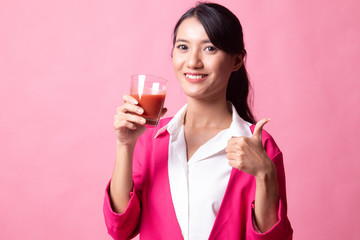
130, 92, 166, 126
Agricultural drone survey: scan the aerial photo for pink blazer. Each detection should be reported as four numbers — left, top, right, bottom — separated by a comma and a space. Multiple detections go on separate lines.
103, 118, 293, 240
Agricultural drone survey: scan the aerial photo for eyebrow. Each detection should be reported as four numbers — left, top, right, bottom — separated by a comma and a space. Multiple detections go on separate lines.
175, 38, 212, 44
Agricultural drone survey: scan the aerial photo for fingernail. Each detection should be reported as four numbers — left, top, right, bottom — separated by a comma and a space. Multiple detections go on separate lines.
131, 99, 139, 104
137, 108, 144, 114
140, 118, 146, 124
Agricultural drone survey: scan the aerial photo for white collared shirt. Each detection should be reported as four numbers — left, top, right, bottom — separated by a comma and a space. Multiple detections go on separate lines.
155, 103, 253, 240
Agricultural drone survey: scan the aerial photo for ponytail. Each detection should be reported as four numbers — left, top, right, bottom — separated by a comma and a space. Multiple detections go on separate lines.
226, 64, 256, 124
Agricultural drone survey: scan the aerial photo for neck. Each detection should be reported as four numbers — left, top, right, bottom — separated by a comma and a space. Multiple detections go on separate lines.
185, 97, 232, 129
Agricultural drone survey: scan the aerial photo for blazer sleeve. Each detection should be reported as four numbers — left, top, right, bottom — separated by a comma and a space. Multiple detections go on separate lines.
103, 133, 148, 240
103, 182, 141, 240
246, 128, 293, 240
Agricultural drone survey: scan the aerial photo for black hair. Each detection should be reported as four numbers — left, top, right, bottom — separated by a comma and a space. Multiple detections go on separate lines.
173, 2, 256, 124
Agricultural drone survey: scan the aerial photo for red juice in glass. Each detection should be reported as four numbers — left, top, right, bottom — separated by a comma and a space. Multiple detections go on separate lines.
130, 75, 167, 126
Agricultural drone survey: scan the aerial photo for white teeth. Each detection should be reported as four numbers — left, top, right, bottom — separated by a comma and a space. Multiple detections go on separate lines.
185, 74, 206, 79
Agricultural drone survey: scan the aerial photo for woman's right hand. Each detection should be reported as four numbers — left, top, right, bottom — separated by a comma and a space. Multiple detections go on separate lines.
113, 95, 147, 146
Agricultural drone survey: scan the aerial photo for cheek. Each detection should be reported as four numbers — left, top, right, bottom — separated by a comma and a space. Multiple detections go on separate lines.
214, 59, 235, 79
172, 55, 183, 72
172, 59, 184, 83
172, 58, 178, 69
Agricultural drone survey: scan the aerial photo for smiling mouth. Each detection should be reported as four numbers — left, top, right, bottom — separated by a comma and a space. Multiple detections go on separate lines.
185, 73, 208, 80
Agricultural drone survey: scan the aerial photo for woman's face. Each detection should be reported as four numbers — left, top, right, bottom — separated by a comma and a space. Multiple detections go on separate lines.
172, 17, 241, 102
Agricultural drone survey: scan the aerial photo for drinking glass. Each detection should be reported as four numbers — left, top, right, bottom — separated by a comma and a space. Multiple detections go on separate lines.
130, 74, 167, 126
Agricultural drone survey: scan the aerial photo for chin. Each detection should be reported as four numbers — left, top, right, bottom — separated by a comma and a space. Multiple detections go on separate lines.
184, 90, 211, 100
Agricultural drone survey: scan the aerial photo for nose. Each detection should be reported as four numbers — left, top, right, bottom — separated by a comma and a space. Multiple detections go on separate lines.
186, 49, 203, 69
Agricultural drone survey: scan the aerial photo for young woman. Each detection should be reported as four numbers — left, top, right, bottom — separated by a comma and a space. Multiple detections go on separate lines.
104, 3, 293, 240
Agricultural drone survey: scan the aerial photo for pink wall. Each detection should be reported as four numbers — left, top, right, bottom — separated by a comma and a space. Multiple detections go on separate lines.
1, 0, 359, 239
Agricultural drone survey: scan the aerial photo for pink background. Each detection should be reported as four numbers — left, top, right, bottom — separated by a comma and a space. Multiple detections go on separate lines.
1, 0, 359, 239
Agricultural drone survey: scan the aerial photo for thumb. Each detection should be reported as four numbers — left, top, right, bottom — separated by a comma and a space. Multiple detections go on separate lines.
252, 118, 270, 140
160, 107, 168, 117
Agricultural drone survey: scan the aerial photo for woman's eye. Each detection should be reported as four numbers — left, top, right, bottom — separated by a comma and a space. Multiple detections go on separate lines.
205, 46, 216, 52
177, 45, 188, 50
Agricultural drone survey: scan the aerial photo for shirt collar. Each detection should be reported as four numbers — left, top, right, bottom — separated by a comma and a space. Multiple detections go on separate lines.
154, 104, 187, 139
154, 102, 252, 139
228, 104, 253, 138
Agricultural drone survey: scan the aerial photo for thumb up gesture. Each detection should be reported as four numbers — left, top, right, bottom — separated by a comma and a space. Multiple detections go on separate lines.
225, 118, 275, 178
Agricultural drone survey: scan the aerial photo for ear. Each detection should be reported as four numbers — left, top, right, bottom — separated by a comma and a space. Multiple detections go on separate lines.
232, 54, 243, 71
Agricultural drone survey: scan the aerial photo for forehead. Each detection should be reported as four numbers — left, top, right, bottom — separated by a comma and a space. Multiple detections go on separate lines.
175, 17, 209, 41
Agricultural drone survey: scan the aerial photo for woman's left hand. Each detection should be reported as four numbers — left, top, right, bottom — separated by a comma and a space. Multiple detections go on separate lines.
225, 118, 275, 178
